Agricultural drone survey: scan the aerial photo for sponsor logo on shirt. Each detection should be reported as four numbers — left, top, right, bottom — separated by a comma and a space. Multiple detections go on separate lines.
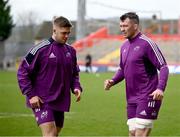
49, 52, 56, 58
41, 111, 48, 119
140, 110, 147, 116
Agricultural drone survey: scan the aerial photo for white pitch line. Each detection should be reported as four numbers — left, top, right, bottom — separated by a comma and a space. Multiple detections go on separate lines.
0, 112, 33, 118
0, 112, 75, 119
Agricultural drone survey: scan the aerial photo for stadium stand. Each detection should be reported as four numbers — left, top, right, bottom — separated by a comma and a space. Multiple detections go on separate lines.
73, 27, 180, 67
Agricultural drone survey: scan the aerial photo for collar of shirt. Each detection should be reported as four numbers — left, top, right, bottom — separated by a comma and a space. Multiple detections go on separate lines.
128, 32, 142, 43
48, 37, 65, 47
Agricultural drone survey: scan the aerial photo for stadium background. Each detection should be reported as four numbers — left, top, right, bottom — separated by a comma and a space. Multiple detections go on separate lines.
1, 0, 180, 136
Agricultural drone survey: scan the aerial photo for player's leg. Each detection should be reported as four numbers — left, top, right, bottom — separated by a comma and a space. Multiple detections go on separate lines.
85, 63, 88, 72
135, 96, 162, 137
54, 111, 65, 136
56, 127, 62, 135
32, 105, 58, 137
127, 118, 136, 137
39, 122, 57, 137
89, 65, 92, 72
135, 118, 153, 137
127, 103, 137, 137
136, 127, 151, 137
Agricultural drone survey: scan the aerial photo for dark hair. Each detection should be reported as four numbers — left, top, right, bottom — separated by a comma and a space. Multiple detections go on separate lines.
120, 12, 139, 24
53, 16, 72, 27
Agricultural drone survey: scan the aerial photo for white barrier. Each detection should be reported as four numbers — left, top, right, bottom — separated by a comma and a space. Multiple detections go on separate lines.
80, 65, 180, 74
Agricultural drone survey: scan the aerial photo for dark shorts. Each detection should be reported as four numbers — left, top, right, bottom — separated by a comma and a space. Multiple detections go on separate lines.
127, 96, 162, 120
32, 104, 64, 127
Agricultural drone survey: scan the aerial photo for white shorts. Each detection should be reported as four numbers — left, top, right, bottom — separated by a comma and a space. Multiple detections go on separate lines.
127, 118, 154, 131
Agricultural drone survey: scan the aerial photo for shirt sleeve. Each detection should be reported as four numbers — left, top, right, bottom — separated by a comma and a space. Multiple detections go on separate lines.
112, 48, 125, 84
71, 48, 83, 92
146, 40, 169, 91
17, 49, 39, 98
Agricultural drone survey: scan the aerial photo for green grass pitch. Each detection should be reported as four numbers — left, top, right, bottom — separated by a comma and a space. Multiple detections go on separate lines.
0, 71, 180, 136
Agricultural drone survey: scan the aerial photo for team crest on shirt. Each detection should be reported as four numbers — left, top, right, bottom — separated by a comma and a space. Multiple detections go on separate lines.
134, 46, 140, 51
41, 111, 48, 119
66, 52, 71, 58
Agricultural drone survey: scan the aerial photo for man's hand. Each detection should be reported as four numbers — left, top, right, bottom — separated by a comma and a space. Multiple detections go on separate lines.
149, 89, 164, 100
104, 79, 114, 90
29, 96, 44, 108
74, 89, 81, 102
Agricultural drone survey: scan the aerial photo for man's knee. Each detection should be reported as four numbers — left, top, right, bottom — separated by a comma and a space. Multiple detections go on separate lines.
42, 128, 57, 137
135, 127, 152, 137
129, 130, 135, 137
46, 129, 57, 136
40, 122, 58, 136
